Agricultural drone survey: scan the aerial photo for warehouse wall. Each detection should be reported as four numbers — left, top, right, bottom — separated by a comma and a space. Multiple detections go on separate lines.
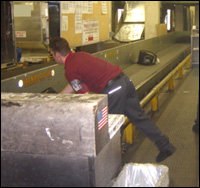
60, 1, 111, 49
145, 1, 164, 39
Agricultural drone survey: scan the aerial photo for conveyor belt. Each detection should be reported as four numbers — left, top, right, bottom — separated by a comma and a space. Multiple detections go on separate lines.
1, 60, 56, 80
122, 67, 199, 187
124, 44, 190, 85
123, 43, 191, 99
1, 43, 190, 96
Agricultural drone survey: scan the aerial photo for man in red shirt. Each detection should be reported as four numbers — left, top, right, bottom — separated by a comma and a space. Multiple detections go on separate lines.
49, 37, 176, 162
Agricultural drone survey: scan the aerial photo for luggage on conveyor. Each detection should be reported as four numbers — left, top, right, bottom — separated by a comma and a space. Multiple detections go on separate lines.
137, 50, 158, 65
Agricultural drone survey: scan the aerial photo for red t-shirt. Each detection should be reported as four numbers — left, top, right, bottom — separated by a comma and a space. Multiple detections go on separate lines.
65, 52, 122, 94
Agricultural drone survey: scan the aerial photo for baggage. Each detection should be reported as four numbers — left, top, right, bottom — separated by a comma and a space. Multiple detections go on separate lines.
137, 50, 158, 65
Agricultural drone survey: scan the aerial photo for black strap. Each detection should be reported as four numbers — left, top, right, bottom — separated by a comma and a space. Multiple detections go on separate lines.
106, 72, 125, 88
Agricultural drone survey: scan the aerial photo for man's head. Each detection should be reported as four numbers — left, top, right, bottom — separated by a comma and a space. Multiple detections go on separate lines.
49, 37, 71, 64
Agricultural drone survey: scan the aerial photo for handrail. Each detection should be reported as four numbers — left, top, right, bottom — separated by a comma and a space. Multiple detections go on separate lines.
140, 54, 191, 108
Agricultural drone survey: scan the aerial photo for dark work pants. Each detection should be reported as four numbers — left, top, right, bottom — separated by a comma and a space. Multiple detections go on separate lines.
102, 75, 171, 152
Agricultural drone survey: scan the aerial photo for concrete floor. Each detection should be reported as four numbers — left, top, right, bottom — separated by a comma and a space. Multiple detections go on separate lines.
122, 67, 199, 187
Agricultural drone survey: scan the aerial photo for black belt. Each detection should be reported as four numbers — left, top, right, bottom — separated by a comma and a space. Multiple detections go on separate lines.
105, 72, 125, 88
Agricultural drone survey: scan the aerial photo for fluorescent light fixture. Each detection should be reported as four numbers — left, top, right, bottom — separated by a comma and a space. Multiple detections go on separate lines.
18, 80, 23, 87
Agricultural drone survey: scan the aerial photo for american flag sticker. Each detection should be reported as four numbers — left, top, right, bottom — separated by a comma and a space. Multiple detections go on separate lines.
97, 106, 108, 131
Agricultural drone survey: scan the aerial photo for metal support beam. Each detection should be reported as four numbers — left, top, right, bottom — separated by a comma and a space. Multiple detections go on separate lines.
151, 94, 159, 111
178, 67, 183, 79
168, 77, 175, 91
123, 123, 135, 144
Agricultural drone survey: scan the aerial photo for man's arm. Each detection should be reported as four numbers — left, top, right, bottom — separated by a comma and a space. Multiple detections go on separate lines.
60, 83, 89, 94
60, 84, 74, 94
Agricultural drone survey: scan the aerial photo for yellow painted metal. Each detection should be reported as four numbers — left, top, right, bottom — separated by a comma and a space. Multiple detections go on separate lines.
123, 123, 134, 144
151, 94, 158, 111
105, 50, 118, 58
123, 117, 130, 126
186, 58, 191, 69
47, 56, 51, 62
178, 67, 183, 79
168, 76, 175, 91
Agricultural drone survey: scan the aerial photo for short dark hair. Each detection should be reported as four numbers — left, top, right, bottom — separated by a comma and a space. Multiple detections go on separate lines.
49, 37, 71, 56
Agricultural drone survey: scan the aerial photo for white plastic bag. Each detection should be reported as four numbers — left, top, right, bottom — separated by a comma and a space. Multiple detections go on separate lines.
111, 163, 169, 187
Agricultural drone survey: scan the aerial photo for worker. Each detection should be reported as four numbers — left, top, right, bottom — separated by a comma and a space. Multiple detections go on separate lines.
49, 37, 176, 162
16, 47, 22, 62
192, 95, 199, 134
